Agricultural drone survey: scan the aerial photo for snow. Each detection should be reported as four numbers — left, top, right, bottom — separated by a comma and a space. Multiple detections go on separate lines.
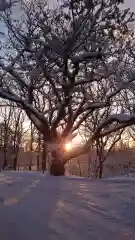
107, 113, 135, 123
83, 101, 109, 111
0, 171, 135, 240
71, 51, 105, 63
94, 113, 135, 138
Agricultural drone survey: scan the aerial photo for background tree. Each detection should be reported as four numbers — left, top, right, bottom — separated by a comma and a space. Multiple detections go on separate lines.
0, 101, 26, 169
0, 104, 14, 169
79, 106, 123, 178
11, 106, 26, 170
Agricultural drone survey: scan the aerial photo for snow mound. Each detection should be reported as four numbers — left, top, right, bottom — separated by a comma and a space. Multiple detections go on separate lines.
0, 171, 135, 240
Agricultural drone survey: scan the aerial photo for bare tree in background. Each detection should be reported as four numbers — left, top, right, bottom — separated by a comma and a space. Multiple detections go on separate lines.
0, 102, 28, 170
80, 106, 124, 178
0, 105, 13, 169
35, 131, 47, 172
95, 133, 123, 178
0, 0, 134, 175
34, 88, 48, 172
12, 106, 25, 170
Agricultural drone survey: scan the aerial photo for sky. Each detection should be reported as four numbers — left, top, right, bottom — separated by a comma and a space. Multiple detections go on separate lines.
47, 0, 135, 11
123, 0, 135, 11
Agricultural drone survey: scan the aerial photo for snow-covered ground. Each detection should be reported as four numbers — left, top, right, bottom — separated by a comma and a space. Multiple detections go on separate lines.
0, 171, 135, 240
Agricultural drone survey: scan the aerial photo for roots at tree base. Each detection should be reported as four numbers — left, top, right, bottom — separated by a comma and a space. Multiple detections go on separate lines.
50, 162, 65, 176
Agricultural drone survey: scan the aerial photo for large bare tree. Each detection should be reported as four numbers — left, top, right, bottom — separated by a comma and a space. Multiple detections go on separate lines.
0, 0, 134, 175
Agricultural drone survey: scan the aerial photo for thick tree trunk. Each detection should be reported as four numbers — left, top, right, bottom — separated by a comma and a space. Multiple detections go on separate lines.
96, 140, 104, 179
88, 153, 91, 178
2, 157, 7, 170
13, 155, 18, 170
42, 141, 46, 173
29, 121, 33, 171
37, 155, 39, 171
37, 132, 41, 171
49, 148, 65, 176
2, 148, 7, 170
12, 145, 19, 171
77, 159, 82, 177
98, 161, 103, 179
29, 163, 32, 171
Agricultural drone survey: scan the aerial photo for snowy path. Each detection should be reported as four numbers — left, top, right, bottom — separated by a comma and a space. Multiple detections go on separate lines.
0, 172, 135, 240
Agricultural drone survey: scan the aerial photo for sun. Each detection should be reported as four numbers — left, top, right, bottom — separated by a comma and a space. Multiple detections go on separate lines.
65, 142, 72, 152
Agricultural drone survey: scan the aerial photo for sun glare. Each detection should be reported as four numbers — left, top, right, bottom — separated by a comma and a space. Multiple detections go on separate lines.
65, 143, 72, 152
